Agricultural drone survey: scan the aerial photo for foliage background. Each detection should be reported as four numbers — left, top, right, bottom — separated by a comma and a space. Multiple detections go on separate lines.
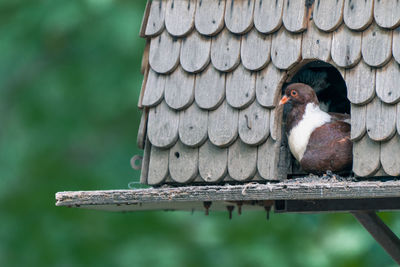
1, 0, 399, 266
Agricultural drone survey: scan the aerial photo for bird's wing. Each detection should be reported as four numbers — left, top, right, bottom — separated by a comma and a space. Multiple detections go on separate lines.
329, 112, 350, 124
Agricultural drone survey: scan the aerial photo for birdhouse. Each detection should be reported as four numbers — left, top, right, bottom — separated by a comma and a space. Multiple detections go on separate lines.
137, 0, 400, 185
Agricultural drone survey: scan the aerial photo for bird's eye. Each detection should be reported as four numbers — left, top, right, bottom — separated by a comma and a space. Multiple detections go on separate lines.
291, 90, 297, 96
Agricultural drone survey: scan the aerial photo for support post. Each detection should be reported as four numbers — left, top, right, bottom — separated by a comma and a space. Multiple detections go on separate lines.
351, 211, 400, 264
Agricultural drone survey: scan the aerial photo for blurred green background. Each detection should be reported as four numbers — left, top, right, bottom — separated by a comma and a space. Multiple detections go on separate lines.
1, 0, 399, 266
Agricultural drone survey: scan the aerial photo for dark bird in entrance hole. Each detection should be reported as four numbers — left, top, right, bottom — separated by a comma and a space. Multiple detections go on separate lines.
279, 83, 352, 174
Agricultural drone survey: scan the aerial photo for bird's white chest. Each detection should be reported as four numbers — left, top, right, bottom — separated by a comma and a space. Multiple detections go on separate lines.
288, 103, 331, 162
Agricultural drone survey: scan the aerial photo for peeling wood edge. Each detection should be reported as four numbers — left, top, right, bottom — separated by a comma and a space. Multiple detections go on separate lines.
56, 179, 400, 207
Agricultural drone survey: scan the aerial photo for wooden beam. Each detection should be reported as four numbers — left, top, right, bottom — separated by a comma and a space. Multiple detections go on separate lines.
56, 179, 400, 212
352, 212, 400, 265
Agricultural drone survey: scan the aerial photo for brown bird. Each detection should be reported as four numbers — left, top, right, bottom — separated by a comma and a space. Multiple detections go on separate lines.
279, 83, 352, 174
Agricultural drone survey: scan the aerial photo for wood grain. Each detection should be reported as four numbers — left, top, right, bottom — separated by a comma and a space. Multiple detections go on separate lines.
376, 59, 400, 104
137, 110, 148, 149
331, 24, 362, 68
169, 140, 198, 183
228, 138, 257, 181
194, 64, 225, 110
282, 0, 307, 33
392, 28, 400, 65
257, 137, 280, 180
56, 180, 400, 210
142, 68, 166, 107
180, 30, 211, 73
271, 27, 302, 70
374, 0, 400, 29
254, 0, 283, 34
241, 28, 271, 71
195, 0, 225, 36
211, 28, 241, 72
149, 31, 181, 74
179, 102, 208, 147
226, 64, 256, 109
164, 66, 195, 110
165, 0, 196, 37
147, 101, 179, 148
353, 134, 381, 177
366, 97, 397, 142
345, 60, 375, 105
269, 107, 283, 141
313, 0, 344, 32
139, 138, 151, 184
343, 0, 373, 31
147, 146, 169, 185
208, 101, 239, 147
238, 101, 270, 146
301, 20, 332, 62
256, 63, 286, 108
145, 0, 166, 36
224, 0, 255, 34
381, 134, 400, 176
350, 104, 366, 141
361, 23, 392, 67
198, 140, 228, 182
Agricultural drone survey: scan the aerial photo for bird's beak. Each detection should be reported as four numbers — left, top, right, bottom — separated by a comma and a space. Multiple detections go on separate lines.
279, 95, 289, 106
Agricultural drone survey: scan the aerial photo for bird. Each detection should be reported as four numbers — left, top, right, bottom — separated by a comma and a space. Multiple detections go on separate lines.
279, 83, 352, 174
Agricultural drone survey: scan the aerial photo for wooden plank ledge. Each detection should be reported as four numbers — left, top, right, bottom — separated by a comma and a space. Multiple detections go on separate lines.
55, 178, 400, 212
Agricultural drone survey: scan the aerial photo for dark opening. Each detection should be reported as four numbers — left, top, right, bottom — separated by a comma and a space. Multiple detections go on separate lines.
282, 61, 350, 177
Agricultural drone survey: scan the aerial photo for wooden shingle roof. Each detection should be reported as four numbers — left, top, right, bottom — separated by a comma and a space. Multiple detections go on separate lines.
137, 0, 400, 185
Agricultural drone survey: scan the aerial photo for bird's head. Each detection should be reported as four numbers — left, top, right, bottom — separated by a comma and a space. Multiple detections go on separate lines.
279, 83, 319, 107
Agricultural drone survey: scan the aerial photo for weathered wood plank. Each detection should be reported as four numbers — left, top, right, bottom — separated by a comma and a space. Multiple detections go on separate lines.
142, 69, 166, 107
257, 136, 280, 180
381, 134, 400, 176
271, 28, 302, 70
145, 0, 166, 37
164, 66, 195, 110
139, 0, 152, 38
149, 31, 181, 74
345, 60, 375, 105
198, 140, 228, 182
56, 180, 400, 209
366, 97, 397, 142
241, 28, 271, 71
210, 28, 241, 72
313, 0, 344, 32
353, 135, 381, 177
179, 102, 208, 147
398, 103, 400, 135
343, 0, 373, 31
208, 101, 239, 147
238, 101, 270, 146
139, 138, 151, 184
165, 0, 196, 37
256, 63, 286, 108
269, 107, 283, 141
331, 24, 362, 68
147, 146, 169, 185
224, 0, 255, 34
374, 0, 400, 29
254, 0, 283, 34
194, 65, 225, 110
393, 28, 400, 65
180, 30, 211, 73
301, 20, 332, 62
376, 59, 400, 104
361, 23, 392, 68
228, 138, 257, 181
195, 0, 225, 36
226, 64, 256, 109
147, 101, 179, 148
169, 140, 198, 183
282, 0, 307, 33
350, 104, 366, 141
137, 110, 148, 149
